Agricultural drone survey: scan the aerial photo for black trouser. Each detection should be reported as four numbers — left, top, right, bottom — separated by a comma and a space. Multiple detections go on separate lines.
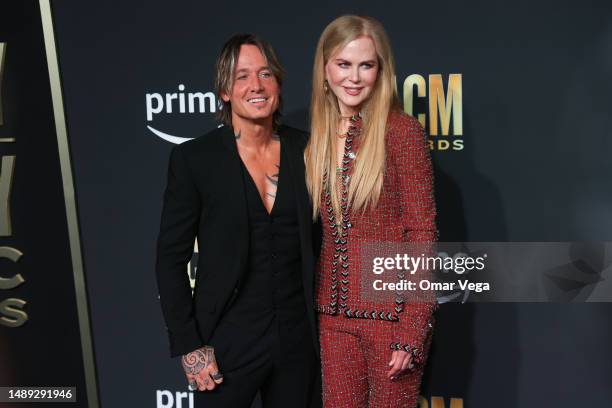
194, 313, 320, 408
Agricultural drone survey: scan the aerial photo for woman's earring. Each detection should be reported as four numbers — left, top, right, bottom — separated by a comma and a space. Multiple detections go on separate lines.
323, 80, 329, 92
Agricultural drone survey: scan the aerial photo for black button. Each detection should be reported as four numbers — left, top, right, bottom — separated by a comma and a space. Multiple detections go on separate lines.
271, 253, 277, 260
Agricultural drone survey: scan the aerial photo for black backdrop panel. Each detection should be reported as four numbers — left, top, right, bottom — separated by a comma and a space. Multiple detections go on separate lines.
49, 1, 612, 407
0, 1, 90, 407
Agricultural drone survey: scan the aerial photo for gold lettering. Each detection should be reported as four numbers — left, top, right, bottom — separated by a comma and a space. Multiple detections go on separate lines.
428, 74, 463, 136
0, 42, 5, 126
430, 397, 445, 408
0, 246, 24, 290
450, 398, 463, 408
418, 396, 429, 408
437, 139, 450, 150
403, 74, 427, 128
0, 298, 28, 327
0, 155, 15, 236
428, 397, 464, 408
453, 139, 464, 151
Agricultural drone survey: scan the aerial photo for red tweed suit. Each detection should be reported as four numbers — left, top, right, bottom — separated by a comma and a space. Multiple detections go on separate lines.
316, 111, 437, 408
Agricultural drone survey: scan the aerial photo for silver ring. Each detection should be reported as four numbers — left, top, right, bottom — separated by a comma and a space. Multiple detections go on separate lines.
188, 381, 197, 391
211, 372, 224, 381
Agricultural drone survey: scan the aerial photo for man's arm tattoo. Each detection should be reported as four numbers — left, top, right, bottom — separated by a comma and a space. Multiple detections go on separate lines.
182, 346, 215, 375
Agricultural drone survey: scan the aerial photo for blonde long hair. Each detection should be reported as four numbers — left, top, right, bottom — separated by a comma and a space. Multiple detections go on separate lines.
305, 15, 400, 220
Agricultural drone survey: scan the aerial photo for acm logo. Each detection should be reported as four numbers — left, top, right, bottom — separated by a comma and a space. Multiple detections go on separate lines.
403, 74, 463, 152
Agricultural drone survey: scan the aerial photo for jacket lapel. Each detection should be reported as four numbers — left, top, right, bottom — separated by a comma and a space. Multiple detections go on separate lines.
282, 131, 315, 313
220, 126, 250, 288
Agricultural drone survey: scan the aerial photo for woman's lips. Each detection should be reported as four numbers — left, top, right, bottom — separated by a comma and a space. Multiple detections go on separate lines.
343, 87, 363, 96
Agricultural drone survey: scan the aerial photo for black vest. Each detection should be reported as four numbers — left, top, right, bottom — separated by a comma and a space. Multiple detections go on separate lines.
202, 140, 316, 371
217, 145, 309, 353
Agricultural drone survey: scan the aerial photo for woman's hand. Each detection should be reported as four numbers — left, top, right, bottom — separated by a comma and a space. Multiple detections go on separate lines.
387, 349, 414, 380
181, 346, 224, 391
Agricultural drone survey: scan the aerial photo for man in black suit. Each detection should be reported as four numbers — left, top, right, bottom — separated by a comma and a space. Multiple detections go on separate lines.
156, 33, 320, 407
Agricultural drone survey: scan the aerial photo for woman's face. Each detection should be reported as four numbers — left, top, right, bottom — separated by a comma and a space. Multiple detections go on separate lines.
325, 36, 379, 116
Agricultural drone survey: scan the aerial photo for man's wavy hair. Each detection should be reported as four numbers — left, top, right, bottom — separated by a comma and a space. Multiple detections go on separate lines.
214, 33, 284, 128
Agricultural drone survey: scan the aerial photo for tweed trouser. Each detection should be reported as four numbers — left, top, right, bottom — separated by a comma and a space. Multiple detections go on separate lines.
319, 313, 429, 408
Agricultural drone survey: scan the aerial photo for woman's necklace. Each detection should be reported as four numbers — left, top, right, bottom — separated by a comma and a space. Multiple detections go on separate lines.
336, 115, 355, 138
336, 112, 362, 137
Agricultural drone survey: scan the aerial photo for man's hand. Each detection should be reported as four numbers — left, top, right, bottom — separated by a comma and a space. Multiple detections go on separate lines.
181, 346, 224, 391
387, 350, 414, 380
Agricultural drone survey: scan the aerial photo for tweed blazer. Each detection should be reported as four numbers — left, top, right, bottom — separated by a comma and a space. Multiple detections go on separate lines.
315, 111, 437, 359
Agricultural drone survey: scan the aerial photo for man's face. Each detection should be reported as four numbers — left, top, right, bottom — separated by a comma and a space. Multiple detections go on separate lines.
222, 44, 280, 125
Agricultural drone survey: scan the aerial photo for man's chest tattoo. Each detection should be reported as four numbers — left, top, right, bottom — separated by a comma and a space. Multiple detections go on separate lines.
265, 164, 280, 199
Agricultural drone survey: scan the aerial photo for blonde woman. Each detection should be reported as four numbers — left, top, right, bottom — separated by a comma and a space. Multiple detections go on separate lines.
305, 15, 437, 407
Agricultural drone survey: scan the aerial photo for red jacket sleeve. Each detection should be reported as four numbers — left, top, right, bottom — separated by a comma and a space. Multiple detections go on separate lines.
389, 113, 438, 364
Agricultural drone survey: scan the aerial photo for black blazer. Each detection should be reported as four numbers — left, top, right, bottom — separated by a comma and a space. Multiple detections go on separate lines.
156, 124, 319, 358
